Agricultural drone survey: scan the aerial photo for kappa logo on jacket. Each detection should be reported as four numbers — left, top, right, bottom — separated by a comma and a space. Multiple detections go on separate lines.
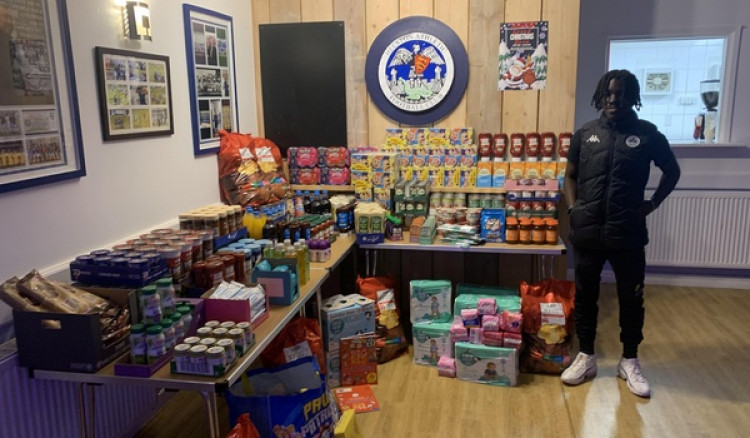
586, 134, 600, 143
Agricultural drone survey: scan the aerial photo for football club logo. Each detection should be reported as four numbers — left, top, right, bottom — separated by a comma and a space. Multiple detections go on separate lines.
377, 33, 454, 112
366, 17, 469, 126
626, 135, 641, 148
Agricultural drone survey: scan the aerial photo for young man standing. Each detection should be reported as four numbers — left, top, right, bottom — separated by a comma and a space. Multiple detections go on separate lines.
561, 69, 681, 397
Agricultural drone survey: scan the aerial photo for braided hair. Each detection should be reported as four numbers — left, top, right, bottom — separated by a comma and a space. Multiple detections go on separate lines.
591, 69, 642, 111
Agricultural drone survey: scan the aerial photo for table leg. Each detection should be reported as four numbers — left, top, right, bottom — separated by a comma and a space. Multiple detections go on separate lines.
200, 391, 221, 438
88, 383, 96, 438
76, 383, 88, 438
316, 285, 323, 328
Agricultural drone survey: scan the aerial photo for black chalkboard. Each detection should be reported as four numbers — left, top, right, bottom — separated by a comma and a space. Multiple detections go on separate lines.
259, 21, 347, 152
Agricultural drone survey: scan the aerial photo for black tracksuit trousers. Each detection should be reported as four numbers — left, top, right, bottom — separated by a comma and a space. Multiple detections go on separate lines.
573, 246, 646, 359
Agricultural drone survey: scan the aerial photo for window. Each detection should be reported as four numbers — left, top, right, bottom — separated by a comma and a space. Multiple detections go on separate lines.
607, 29, 741, 145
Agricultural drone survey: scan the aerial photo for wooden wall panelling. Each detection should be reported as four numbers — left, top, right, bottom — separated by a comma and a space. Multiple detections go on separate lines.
466, 0, 505, 133
252, 0, 271, 137
269, 0, 302, 23
301, 0, 334, 22
497, 254, 535, 289
366, 0, 400, 146
334, 0, 368, 147
538, 0, 579, 133
434, 0, 469, 129
462, 253, 499, 286
399, 0, 434, 18
399, 249, 432, 331
500, 0, 542, 133
431, 252, 465, 286
537, 0, 579, 279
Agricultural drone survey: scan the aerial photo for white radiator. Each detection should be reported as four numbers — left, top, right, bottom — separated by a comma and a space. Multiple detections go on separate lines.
0, 341, 159, 438
646, 190, 750, 269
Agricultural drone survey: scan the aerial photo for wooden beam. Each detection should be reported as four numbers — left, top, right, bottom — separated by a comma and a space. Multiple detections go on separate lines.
334, 0, 368, 147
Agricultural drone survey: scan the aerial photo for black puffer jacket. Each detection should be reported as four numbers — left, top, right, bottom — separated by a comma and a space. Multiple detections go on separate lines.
568, 110, 678, 249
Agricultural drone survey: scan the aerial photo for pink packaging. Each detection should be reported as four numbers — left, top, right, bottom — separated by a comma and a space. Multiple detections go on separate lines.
288, 146, 319, 168
482, 314, 501, 332
477, 297, 497, 315
469, 327, 484, 344
461, 308, 480, 328
437, 356, 456, 378
503, 332, 523, 349
291, 168, 320, 185
500, 310, 523, 334
483, 331, 504, 347
322, 167, 350, 185
450, 318, 468, 343
318, 146, 350, 168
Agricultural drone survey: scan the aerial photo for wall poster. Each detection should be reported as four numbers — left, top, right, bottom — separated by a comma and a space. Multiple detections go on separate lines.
0, 0, 85, 194
94, 47, 174, 140
183, 4, 238, 156
498, 21, 548, 91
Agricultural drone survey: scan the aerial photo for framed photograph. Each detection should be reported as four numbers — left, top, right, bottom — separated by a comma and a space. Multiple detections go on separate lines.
183, 4, 239, 156
94, 47, 174, 140
0, 0, 86, 194
643, 69, 673, 95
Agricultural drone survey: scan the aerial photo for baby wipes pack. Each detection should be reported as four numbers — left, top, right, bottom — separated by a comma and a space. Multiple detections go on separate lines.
454, 342, 519, 387
412, 322, 452, 366
410, 280, 452, 324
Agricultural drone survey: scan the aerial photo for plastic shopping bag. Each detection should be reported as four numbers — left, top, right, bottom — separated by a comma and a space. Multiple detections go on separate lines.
356, 275, 408, 363
226, 414, 261, 438
260, 317, 326, 373
225, 357, 335, 438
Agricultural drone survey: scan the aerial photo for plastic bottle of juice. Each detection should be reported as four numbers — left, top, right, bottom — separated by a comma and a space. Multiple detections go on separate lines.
294, 242, 307, 285
251, 213, 266, 239
242, 207, 254, 233
299, 239, 310, 281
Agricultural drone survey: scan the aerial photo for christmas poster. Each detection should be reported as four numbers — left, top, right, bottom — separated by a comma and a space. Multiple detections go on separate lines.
498, 21, 548, 91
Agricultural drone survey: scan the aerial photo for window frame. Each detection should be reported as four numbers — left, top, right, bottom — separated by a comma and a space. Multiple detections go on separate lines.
605, 26, 743, 145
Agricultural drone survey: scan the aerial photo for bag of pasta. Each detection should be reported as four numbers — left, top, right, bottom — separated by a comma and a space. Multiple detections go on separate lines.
217, 130, 289, 207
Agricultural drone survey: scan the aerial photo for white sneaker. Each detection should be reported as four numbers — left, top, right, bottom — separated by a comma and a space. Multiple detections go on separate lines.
561, 352, 597, 385
618, 358, 651, 398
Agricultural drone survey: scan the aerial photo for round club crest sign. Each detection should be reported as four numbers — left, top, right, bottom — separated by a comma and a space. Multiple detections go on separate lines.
366, 17, 469, 126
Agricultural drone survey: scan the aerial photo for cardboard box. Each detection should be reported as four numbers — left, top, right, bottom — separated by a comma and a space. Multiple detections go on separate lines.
250, 258, 299, 306
199, 283, 269, 327
14, 286, 133, 373
321, 294, 376, 353
69, 261, 167, 288
492, 160, 508, 188
524, 161, 542, 179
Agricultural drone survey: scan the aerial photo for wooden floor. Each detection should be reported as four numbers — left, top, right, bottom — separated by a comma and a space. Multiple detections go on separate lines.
134, 284, 750, 438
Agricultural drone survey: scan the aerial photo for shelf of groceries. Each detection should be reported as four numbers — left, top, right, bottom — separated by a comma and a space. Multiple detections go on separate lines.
291, 184, 507, 195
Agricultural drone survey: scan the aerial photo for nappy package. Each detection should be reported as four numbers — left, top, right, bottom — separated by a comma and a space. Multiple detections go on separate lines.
412, 322, 452, 366
454, 342, 519, 387
410, 280, 452, 324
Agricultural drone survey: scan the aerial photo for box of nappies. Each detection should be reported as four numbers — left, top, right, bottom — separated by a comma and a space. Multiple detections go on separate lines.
412, 322, 453, 366
410, 280, 452, 324
321, 294, 376, 353
454, 342, 519, 387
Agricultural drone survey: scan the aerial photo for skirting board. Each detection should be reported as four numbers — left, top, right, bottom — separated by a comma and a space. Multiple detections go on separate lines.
566, 269, 750, 290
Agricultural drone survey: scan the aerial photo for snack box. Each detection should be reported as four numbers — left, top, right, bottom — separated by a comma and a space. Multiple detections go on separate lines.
14, 286, 134, 373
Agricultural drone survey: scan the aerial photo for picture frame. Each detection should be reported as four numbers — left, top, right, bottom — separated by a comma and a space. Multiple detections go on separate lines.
643, 69, 673, 95
183, 4, 239, 156
94, 47, 174, 140
0, 0, 86, 194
